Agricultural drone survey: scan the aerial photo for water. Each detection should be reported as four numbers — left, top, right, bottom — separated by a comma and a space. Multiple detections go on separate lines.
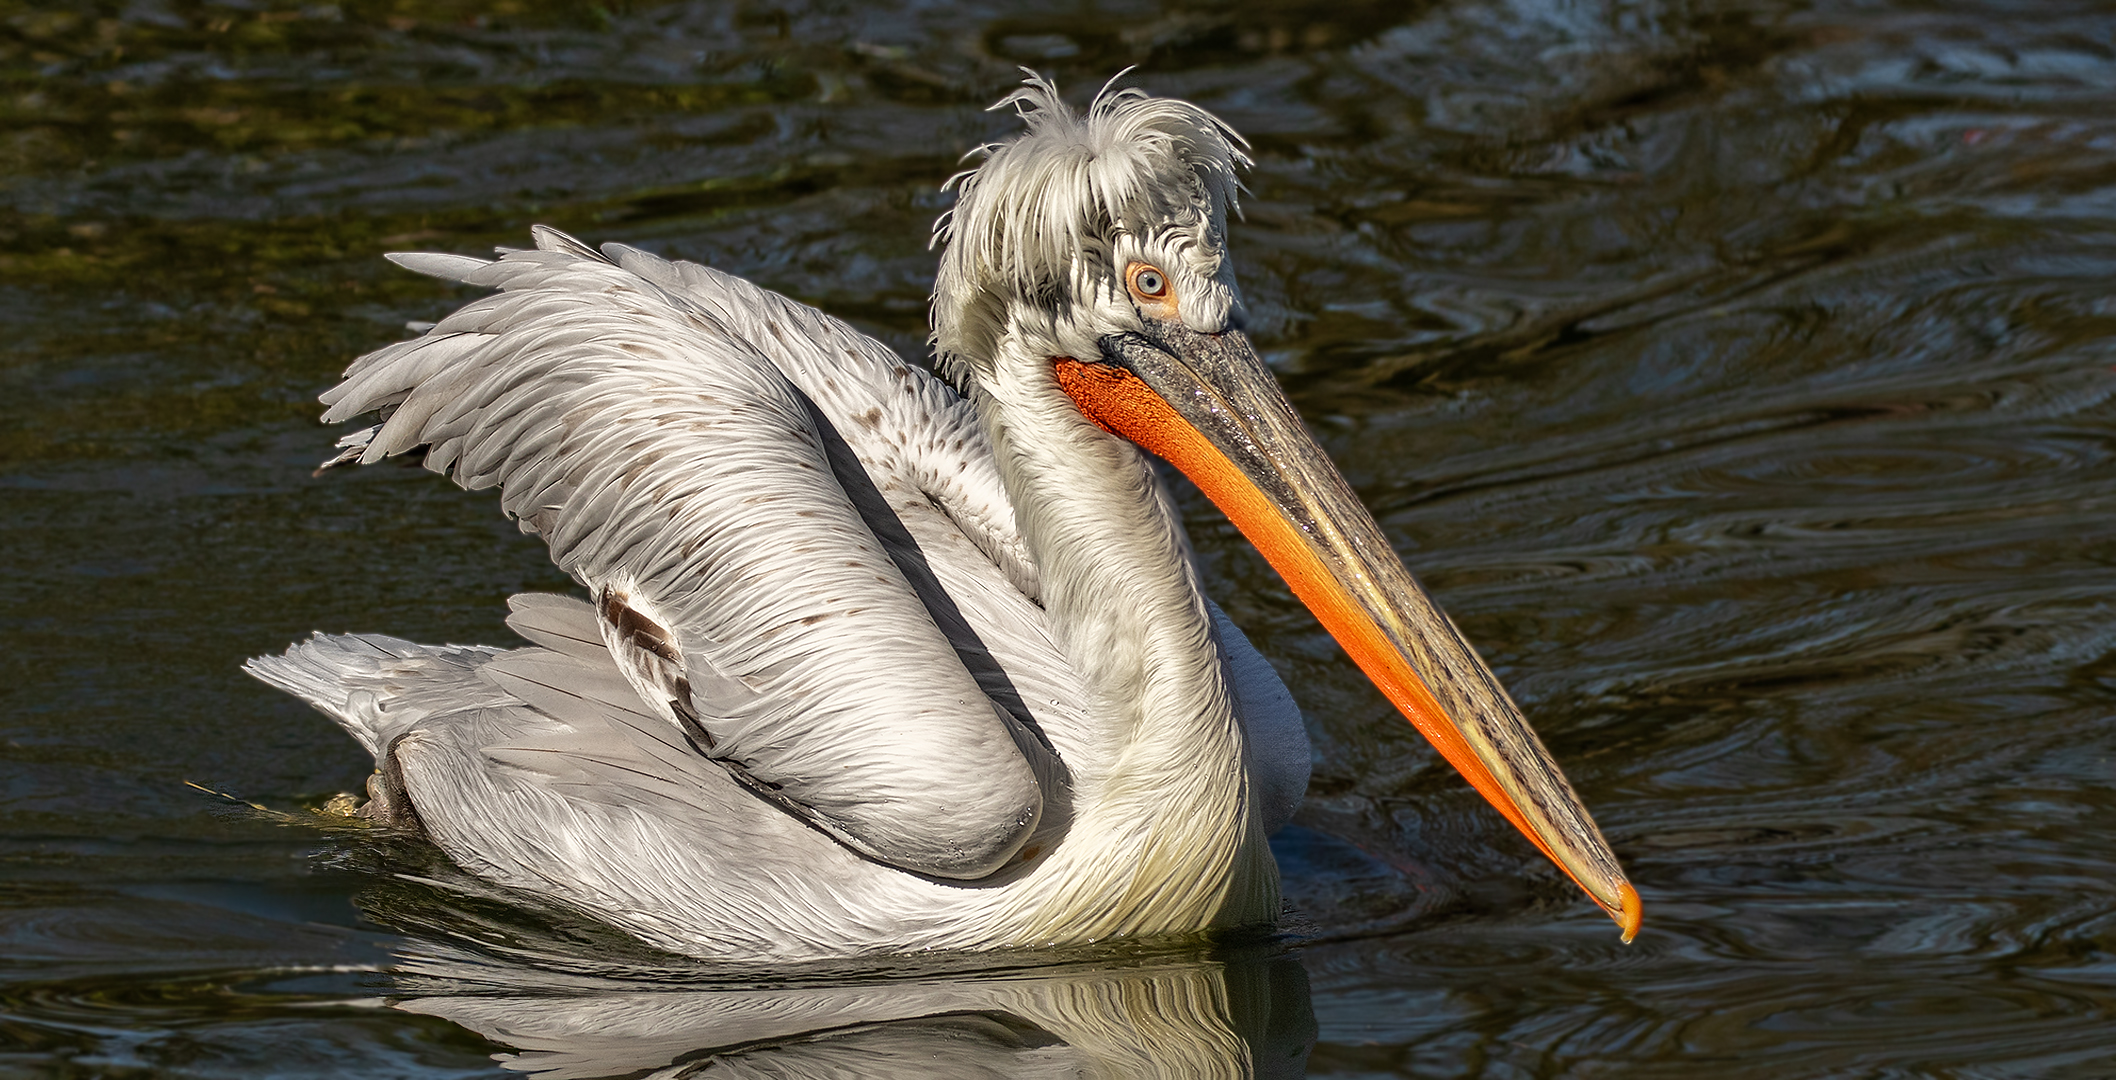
4, 1, 2114, 1075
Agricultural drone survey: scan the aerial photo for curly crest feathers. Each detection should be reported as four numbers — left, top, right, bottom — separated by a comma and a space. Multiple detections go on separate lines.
929, 72, 1251, 389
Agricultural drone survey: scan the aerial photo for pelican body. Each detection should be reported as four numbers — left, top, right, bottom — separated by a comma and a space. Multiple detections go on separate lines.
248, 77, 1638, 960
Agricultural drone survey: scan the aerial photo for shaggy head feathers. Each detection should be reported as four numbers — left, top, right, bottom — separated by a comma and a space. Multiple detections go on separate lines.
930, 73, 1251, 389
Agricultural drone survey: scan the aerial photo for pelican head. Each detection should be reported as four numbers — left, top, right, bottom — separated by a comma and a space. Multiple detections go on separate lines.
931, 72, 1248, 386
930, 74, 1641, 940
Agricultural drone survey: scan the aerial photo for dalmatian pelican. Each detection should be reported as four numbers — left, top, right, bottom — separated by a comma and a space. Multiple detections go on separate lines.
246, 74, 1639, 960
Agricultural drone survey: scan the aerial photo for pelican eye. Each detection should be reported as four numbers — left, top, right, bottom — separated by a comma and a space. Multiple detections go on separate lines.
1127, 263, 1169, 302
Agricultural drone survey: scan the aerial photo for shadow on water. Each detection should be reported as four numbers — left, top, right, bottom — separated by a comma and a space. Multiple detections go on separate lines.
4, 0, 2116, 1076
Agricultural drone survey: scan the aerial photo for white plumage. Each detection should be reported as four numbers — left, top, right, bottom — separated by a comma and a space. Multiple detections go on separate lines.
249, 74, 1638, 961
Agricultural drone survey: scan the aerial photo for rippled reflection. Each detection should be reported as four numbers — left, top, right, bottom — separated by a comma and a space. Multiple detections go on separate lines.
383, 945, 1315, 1080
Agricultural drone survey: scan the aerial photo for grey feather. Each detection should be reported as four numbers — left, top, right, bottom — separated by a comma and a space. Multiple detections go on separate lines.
319, 233, 1053, 879
384, 250, 492, 282
1208, 599, 1310, 836
479, 649, 662, 729
501, 593, 608, 662
531, 223, 605, 261
243, 633, 507, 757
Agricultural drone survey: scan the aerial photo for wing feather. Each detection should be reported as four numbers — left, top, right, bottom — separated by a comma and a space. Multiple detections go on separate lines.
479, 650, 663, 728
605, 244, 1042, 601
502, 593, 609, 662
325, 234, 1046, 879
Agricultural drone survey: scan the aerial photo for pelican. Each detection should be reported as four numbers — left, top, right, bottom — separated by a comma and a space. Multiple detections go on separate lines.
247, 75, 1639, 961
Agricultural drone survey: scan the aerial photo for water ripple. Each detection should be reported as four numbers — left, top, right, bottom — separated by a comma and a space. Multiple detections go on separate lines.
5, 0, 2116, 1077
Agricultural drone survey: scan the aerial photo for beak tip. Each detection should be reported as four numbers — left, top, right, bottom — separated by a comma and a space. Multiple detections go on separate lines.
1613, 881, 1642, 944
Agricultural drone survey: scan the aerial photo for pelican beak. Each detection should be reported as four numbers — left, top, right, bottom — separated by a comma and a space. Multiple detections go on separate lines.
1055, 321, 1640, 942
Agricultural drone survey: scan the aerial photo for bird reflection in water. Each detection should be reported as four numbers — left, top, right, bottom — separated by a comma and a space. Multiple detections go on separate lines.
383, 945, 1315, 1079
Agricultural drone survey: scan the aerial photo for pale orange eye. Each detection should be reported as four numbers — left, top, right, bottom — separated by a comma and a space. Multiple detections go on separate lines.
1128, 263, 1169, 301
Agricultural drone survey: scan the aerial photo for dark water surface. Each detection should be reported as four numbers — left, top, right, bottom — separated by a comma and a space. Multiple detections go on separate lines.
5, 1, 2115, 1076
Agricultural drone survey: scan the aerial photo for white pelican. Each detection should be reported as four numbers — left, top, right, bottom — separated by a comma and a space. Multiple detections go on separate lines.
247, 75, 1639, 961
